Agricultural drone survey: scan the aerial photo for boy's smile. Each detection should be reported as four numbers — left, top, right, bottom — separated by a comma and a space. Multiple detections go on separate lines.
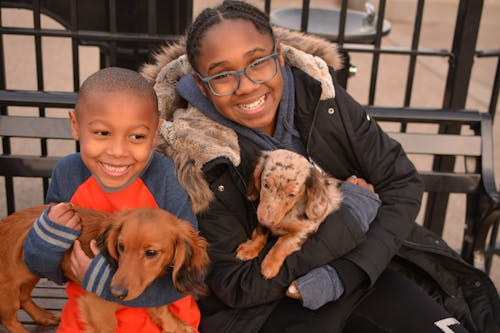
69, 90, 159, 189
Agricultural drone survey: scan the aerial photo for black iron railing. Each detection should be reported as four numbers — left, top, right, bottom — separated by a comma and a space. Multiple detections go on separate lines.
0, 1, 498, 265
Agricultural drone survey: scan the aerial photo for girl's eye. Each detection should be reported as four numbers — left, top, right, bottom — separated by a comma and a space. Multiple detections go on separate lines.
212, 72, 235, 81
117, 243, 124, 253
249, 56, 269, 69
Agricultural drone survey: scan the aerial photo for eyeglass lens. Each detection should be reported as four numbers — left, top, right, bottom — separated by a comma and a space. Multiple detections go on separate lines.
208, 55, 278, 96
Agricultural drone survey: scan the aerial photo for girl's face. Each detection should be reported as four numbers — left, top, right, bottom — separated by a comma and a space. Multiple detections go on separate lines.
69, 90, 159, 189
193, 19, 285, 136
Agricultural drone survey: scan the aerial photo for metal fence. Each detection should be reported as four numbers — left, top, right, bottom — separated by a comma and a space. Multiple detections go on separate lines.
0, 0, 498, 253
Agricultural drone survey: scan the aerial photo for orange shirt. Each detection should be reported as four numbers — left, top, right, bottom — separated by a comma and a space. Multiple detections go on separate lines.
54, 158, 200, 332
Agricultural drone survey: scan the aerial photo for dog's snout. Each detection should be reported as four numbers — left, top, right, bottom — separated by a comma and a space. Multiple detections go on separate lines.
110, 285, 128, 300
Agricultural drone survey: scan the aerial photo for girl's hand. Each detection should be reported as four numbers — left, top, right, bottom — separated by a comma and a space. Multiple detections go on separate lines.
48, 202, 81, 230
346, 176, 376, 195
70, 239, 100, 281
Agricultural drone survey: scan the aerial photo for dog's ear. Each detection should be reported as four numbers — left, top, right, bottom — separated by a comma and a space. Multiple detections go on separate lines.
304, 169, 330, 220
94, 223, 118, 268
247, 152, 269, 201
95, 213, 125, 268
171, 219, 210, 297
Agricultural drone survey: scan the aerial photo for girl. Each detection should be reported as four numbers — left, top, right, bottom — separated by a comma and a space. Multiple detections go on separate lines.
141, 1, 499, 332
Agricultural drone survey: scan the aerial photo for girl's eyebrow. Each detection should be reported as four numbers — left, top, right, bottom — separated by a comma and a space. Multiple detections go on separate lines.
207, 46, 268, 73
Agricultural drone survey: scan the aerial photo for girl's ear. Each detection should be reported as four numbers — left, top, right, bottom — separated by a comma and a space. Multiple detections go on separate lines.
192, 72, 209, 97
276, 40, 285, 68
68, 110, 80, 141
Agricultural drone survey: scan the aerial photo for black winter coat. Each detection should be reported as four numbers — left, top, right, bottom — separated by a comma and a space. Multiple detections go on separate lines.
193, 68, 499, 333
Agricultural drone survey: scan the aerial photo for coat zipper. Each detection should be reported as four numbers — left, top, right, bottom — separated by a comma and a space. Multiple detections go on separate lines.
305, 94, 323, 162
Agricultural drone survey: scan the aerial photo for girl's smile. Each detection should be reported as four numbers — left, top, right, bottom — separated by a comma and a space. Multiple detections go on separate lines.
236, 94, 267, 114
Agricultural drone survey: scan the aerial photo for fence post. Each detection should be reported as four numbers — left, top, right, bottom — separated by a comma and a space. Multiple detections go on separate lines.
424, 0, 484, 242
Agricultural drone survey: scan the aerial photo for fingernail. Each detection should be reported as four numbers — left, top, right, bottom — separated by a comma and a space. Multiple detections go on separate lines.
288, 285, 298, 294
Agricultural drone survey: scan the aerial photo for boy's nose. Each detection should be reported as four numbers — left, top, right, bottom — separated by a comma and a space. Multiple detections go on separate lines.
107, 138, 128, 157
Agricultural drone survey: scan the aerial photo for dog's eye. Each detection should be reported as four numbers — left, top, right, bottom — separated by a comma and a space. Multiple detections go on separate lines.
145, 249, 158, 258
117, 242, 124, 253
288, 193, 297, 198
263, 181, 270, 189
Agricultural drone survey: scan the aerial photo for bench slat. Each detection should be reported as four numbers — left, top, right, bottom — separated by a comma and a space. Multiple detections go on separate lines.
387, 132, 482, 156
0, 115, 73, 139
0, 89, 77, 108
419, 172, 480, 193
0, 156, 60, 177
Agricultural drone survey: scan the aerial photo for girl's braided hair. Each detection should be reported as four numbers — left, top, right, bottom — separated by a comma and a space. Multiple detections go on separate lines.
186, 0, 275, 71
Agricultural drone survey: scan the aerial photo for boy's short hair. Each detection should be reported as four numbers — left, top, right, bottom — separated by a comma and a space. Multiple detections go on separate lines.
76, 67, 158, 115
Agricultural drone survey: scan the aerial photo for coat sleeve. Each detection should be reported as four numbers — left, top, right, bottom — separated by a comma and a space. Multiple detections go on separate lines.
197, 168, 367, 309
330, 81, 424, 286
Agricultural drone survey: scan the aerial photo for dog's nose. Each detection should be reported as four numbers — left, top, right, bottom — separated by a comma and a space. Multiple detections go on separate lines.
110, 285, 128, 300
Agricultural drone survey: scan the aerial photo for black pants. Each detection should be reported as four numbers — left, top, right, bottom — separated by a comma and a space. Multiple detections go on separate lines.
260, 269, 469, 333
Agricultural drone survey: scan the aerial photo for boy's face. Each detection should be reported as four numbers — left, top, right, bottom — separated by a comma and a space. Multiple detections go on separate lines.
69, 90, 159, 189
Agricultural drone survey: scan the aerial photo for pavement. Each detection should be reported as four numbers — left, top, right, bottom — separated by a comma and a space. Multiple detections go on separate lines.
1, 0, 499, 289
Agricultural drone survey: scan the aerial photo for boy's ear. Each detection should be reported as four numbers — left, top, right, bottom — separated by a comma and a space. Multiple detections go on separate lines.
153, 118, 164, 145
68, 110, 80, 141
192, 72, 209, 97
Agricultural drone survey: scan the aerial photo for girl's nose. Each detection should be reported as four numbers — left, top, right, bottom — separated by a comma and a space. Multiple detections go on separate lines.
234, 73, 259, 95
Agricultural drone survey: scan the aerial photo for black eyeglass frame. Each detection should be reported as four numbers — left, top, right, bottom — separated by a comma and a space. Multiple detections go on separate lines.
196, 43, 279, 97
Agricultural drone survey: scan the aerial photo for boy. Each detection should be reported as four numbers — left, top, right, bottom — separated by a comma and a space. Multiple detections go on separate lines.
23, 67, 201, 332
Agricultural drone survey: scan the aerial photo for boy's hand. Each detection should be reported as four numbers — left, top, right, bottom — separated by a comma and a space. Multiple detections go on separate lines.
48, 202, 81, 230
70, 239, 100, 282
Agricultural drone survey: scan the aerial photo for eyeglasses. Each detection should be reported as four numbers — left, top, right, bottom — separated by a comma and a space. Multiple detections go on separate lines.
197, 44, 279, 97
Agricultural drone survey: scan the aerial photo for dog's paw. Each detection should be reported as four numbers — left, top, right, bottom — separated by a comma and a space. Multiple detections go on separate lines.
166, 322, 195, 333
260, 258, 281, 280
235, 241, 260, 261
31, 308, 60, 326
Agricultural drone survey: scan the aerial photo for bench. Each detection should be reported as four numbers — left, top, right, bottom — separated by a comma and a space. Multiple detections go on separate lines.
0, 96, 498, 331
367, 107, 500, 274
0, 90, 77, 215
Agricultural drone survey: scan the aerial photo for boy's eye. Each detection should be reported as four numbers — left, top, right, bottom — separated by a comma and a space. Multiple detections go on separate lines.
94, 130, 110, 136
130, 134, 146, 141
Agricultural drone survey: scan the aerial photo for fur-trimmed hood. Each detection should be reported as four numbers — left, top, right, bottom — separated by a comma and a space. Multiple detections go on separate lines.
140, 27, 343, 213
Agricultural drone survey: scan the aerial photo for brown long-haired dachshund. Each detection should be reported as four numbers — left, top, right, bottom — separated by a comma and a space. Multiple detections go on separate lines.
0, 205, 209, 333
236, 149, 343, 279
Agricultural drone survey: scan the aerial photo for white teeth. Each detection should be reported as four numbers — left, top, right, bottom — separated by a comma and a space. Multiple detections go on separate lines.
238, 95, 265, 111
103, 164, 127, 173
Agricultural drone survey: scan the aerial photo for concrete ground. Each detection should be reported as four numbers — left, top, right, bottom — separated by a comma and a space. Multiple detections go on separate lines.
1, 0, 499, 290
